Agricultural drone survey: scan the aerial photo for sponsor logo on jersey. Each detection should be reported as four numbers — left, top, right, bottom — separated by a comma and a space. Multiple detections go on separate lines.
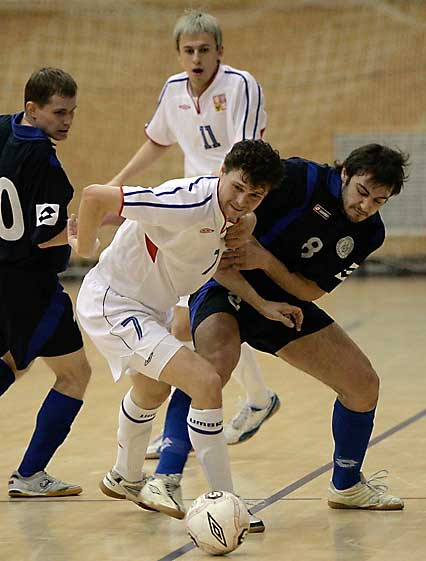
36, 203, 59, 226
178, 103, 191, 110
313, 204, 331, 220
200, 227, 215, 233
213, 94, 227, 112
336, 236, 355, 258
334, 262, 359, 281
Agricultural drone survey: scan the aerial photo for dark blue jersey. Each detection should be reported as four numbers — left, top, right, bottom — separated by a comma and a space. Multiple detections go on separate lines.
0, 112, 72, 272
247, 157, 385, 299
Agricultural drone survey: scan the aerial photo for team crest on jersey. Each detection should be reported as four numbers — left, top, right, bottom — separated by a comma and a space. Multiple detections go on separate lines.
36, 203, 59, 226
200, 227, 215, 233
336, 236, 355, 259
313, 204, 331, 220
179, 104, 191, 110
213, 94, 227, 112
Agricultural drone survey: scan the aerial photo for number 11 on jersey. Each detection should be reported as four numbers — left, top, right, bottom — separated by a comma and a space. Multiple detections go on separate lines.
199, 125, 221, 150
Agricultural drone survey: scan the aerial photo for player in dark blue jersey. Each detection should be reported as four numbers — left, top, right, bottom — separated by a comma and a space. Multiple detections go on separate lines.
189, 144, 409, 510
0, 68, 91, 497
152, 143, 408, 511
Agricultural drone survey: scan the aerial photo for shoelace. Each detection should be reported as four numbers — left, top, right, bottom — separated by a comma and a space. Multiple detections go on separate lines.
362, 469, 390, 494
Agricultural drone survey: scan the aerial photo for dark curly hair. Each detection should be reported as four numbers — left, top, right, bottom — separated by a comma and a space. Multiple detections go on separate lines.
223, 139, 284, 192
334, 143, 409, 196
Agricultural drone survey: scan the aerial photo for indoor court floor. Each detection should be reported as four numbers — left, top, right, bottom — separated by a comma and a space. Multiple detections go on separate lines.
1, 276, 425, 561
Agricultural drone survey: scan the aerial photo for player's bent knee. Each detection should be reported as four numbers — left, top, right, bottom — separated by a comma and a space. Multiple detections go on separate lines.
55, 361, 92, 398
190, 369, 222, 408
349, 367, 380, 411
199, 347, 237, 382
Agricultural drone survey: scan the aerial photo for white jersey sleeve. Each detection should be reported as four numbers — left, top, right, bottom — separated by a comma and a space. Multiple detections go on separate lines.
145, 75, 187, 146
226, 68, 267, 142
120, 176, 218, 227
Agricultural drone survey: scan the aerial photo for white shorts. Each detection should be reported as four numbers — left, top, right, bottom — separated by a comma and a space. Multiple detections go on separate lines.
76, 268, 184, 382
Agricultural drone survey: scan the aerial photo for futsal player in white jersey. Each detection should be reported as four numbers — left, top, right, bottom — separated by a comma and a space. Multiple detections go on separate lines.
74, 140, 302, 528
109, 11, 280, 468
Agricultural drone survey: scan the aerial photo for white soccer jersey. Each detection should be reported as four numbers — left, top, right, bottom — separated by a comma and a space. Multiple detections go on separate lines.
145, 64, 267, 177
95, 176, 227, 312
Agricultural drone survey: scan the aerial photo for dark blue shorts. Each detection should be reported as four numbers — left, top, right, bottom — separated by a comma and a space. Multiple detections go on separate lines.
0, 271, 83, 370
189, 280, 334, 355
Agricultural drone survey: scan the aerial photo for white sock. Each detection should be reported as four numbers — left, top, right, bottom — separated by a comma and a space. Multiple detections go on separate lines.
187, 406, 234, 493
114, 389, 158, 481
233, 343, 271, 408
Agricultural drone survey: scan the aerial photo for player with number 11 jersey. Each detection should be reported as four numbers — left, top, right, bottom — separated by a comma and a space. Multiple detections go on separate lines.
146, 63, 266, 177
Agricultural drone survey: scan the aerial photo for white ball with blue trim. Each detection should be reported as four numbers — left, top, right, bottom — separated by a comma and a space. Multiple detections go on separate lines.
185, 490, 250, 555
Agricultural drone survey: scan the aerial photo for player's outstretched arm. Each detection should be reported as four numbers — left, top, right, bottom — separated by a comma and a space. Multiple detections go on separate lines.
214, 266, 303, 330
108, 139, 170, 186
75, 184, 122, 258
101, 140, 170, 228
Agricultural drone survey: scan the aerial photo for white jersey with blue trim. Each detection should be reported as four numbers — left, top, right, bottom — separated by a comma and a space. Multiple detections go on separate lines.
145, 64, 266, 177
96, 176, 227, 312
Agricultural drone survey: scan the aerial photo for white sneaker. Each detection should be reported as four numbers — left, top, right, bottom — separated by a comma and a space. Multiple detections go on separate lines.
224, 392, 281, 445
139, 473, 186, 519
328, 470, 404, 510
99, 468, 153, 511
8, 470, 82, 498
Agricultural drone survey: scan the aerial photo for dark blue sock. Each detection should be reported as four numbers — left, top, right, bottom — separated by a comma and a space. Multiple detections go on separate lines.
156, 388, 192, 475
0, 359, 15, 396
332, 399, 375, 490
19, 389, 83, 477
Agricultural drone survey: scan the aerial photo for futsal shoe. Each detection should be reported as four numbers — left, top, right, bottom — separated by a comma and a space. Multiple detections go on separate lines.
100, 468, 153, 510
224, 392, 281, 445
8, 470, 82, 497
139, 473, 186, 519
328, 470, 404, 510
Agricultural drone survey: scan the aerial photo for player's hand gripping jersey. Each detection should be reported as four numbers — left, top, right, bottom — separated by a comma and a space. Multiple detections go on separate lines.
146, 64, 266, 176
0, 113, 72, 272
248, 157, 385, 300
96, 176, 228, 312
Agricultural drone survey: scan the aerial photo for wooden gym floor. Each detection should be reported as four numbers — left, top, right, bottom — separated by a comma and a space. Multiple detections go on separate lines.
1, 276, 425, 561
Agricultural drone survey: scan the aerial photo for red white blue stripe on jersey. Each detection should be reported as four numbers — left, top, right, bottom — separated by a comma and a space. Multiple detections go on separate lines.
122, 176, 216, 209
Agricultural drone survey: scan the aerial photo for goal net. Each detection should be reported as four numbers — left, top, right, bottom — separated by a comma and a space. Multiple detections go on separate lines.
1, 0, 425, 273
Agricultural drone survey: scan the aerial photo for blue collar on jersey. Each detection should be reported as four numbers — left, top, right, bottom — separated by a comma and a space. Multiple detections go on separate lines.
12, 112, 49, 141
327, 167, 342, 198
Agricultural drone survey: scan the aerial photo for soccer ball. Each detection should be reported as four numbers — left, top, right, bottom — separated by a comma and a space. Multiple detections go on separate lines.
186, 490, 250, 556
